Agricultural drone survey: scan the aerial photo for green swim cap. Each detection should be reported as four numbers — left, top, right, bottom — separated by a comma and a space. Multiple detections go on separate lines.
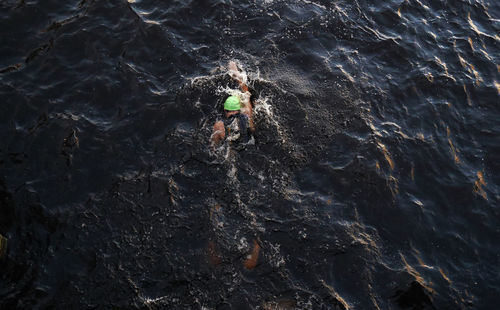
224, 96, 240, 111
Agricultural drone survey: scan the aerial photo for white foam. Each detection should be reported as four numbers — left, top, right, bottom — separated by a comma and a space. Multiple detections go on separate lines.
237, 237, 248, 251
254, 96, 289, 145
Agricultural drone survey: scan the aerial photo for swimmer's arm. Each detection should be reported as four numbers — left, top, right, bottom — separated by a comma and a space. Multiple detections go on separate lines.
241, 105, 254, 132
229, 61, 254, 132
228, 61, 249, 92
240, 93, 254, 132
211, 121, 225, 145
239, 81, 249, 93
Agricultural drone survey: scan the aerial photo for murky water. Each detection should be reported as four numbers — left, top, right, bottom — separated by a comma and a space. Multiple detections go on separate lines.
1, 0, 499, 309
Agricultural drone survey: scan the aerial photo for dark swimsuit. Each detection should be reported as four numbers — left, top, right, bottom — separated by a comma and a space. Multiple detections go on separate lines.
222, 113, 250, 145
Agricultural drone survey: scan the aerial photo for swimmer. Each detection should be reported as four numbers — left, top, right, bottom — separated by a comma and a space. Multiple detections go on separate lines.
211, 61, 255, 147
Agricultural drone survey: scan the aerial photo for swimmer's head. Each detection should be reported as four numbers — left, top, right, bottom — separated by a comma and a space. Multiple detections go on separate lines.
224, 95, 240, 111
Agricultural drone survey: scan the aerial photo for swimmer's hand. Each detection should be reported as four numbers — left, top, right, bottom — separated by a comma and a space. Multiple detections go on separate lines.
228, 61, 238, 71
228, 61, 246, 83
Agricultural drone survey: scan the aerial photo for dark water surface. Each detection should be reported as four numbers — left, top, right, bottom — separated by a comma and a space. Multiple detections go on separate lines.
1, 0, 499, 309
